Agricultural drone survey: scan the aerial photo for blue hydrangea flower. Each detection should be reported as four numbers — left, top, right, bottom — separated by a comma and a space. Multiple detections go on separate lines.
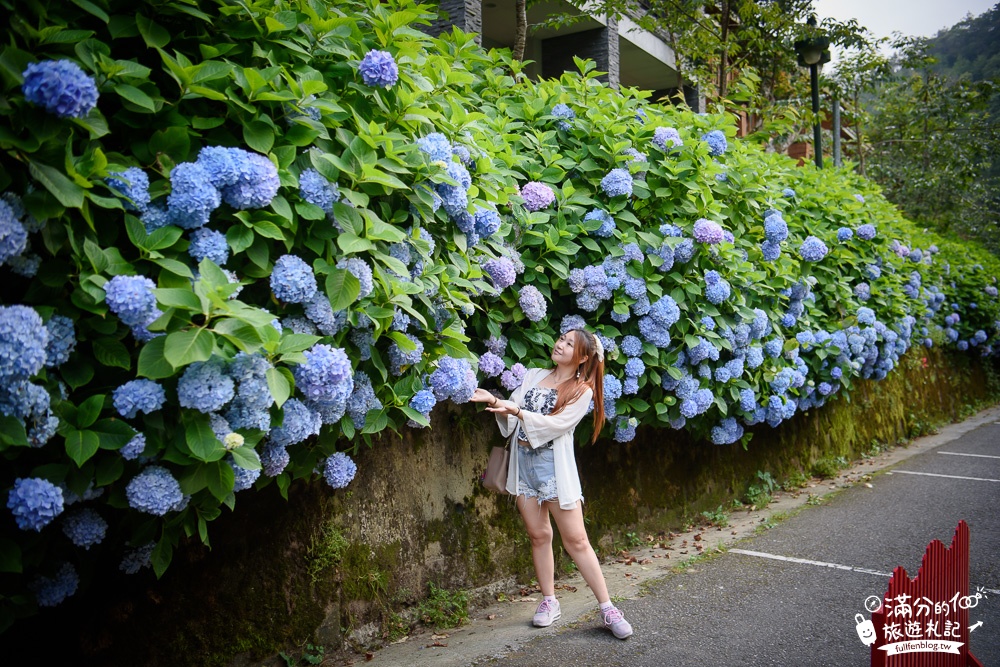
500, 363, 527, 391
651, 242, 674, 272
552, 103, 575, 130
324, 452, 358, 489
229, 459, 261, 492
388, 334, 424, 376
359, 49, 398, 88
621, 335, 643, 358
121, 433, 146, 460
346, 371, 383, 430
260, 442, 291, 477
104, 275, 159, 329
704, 270, 731, 304
474, 206, 502, 239
761, 240, 781, 262
293, 344, 354, 409
140, 204, 170, 234
303, 293, 348, 337
674, 238, 695, 263
270, 398, 322, 447
483, 257, 517, 289
22, 60, 98, 118
32, 562, 78, 607
113, 379, 166, 419
637, 296, 680, 348
614, 416, 638, 442
0, 201, 29, 263
409, 389, 437, 418
416, 132, 452, 162
857, 307, 876, 326
520, 182, 555, 211
429, 356, 477, 403
44, 315, 76, 368
782, 188, 796, 198
856, 224, 876, 240
624, 357, 645, 378
710, 417, 743, 445
763, 211, 788, 242
693, 218, 724, 244
477, 351, 505, 377
126, 466, 183, 516
177, 359, 235, 413
106, 167, 151, 213
167, 162, 221, 229
519, 285, 547, 322
854, 283, 871, 301
271, 254, 318, 303
579, 209, 614, 239
702, 130, 727, 156
854, 194, 865, 203
188, 227, 229, 266
600, 168, 633, 198
337, 257, 374, 300
299, 168, 340, 214
763, 338, 783, 358
61, 507, 107, 549
653, 127, 682, 151
0, 305, 48, 382
799, 236, 828, 262
7, 477, 63, 531
220, 151, 279, 210
837, 227, 854, 242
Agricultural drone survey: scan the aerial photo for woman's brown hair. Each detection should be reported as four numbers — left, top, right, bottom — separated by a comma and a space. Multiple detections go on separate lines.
549, 329, 605, 443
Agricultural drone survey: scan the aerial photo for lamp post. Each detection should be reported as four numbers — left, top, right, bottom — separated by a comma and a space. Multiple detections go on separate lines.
794, 17, 830, 168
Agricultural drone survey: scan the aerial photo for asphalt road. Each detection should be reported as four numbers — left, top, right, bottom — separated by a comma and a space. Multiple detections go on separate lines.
480, 417, 1000, 666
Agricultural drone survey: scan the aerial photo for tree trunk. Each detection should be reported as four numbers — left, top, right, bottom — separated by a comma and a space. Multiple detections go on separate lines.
855, 90, 865, 175
717, 0, 730, 99
513, 0, 527, 61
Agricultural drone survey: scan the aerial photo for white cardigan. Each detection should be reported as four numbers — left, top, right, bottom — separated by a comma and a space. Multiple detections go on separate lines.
495, 368, 593, 510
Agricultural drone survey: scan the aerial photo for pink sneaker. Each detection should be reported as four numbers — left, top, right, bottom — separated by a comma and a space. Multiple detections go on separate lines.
602, 605, 633, 639
533, 598, 561, 627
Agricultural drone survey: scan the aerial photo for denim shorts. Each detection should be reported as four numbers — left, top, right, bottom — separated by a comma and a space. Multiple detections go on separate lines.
516, 444, 558, 503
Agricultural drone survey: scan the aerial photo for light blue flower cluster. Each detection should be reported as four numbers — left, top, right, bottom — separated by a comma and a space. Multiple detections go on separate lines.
177, 359, 235, 413
854, 283, 871, 301
270, 399, 322, 447
638, 296, 680, 348
614, 416, 638, 442
271, 254, 318, 303
701, 130, 727, 156
519, 285, 547, 322
600, 168, 633, 198
125, 466, 183, 516
653, 127, 682, 152
293, 344, 354, 420
483, 257, 517, 289
621, 335, 643, 358
408, 389, 437, 428
388, 334, 424, 376
837, 227, 853, 242
119, 543, 155, 575
225, 352, 274, 431
0, 198, 29, 267
417, 132, 452, 162
106, 167, 151, 213
337, 257, 374, 300
166, 162, 220, 229
430, 356, 476, 403
32, 562, 79, 607
693, 218, 724, 244
585, 209, 616, 238
7, 477, 63, 531
704, 270, 731, 305
500, 363, 527, 391
113, 379, 166, 419
188, 227, 229, 266
603, 374, 623, 419
552, 103, 575, 131
346, 371, 383, 430
103, 275, 161, 338
120, 433, 146, 460
520, 182, 556, 212
856, 224, 877, 240
260, 442, 291, 477
359, 49, 398, 88
299, 168, 340, 214
799, 236, 828, 262
323, 452, 358, 489
43, 314, 75, 368
304, 292, 347, 337
710, 417, 744, 445
478, 351, 505, 377
61, 508, 107, 549
22, 60, 98, 118
474, 206, 502, 239
567, 265, 613, 312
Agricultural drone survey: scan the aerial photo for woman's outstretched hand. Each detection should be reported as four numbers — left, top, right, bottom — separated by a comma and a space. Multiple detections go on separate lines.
471, 388, 518, 415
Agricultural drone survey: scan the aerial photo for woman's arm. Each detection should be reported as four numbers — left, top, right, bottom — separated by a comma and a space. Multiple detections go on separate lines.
518, 387, 593, 447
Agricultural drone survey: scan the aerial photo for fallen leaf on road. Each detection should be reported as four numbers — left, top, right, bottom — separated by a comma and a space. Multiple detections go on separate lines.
487, 614, 496, 620
556, 584, 577, 592
431, 633, 449, 640
427, 642, 448, 648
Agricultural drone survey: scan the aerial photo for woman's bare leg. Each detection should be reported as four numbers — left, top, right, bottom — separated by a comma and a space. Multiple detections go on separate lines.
547, 501, 610, 604
516, 494, 555, 596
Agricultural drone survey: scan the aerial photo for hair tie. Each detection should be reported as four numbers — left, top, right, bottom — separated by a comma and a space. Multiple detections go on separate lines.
592, 332, 605, 363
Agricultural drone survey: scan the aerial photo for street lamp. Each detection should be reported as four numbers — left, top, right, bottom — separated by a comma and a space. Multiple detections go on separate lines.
794, 17, 830, 168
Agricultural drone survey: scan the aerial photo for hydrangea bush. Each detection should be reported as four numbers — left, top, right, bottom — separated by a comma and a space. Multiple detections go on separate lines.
0, 0, 998, 627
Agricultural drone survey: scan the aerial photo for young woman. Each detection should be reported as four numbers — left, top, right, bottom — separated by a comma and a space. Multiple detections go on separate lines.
471, 328, 633, 639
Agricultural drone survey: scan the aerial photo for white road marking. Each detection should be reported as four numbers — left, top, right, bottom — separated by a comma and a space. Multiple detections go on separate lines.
729, 549, 1000, 594
938, 452, 1000, 460
888, 470, 1000, 483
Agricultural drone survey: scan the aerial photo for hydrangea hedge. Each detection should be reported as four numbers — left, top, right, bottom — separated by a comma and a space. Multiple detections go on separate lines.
1, 0, 998, 624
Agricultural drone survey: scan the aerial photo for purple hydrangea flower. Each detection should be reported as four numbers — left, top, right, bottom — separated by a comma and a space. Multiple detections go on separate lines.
324, 452, 358, 489
600, 168, 633, 198
520, 182, 556, 211
22, 60, 98, 118
693, 218, 724, 244
260, 442, 290, 477
478, 351, 505, 377
359, 49, 398, 88
429, 356, 477, 403
483, 257, 517, 289
126, 466, 183, 516
519, 285, 547, 322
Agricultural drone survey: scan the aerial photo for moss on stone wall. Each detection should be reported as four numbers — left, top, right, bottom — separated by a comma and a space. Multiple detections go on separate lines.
6, 350, 997, 666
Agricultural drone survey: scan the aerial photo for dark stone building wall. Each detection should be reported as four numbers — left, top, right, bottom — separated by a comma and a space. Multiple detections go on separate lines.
541, 20, 620, 87
426, 0, 482, 43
